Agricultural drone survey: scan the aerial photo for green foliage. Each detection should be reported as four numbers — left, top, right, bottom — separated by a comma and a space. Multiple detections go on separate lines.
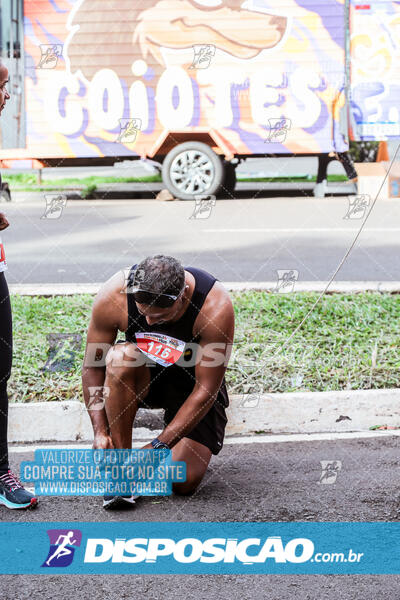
229, 291, 400, 394
8, 292, 400, 402
348, 141, 380, 163
81, 183, 97, 198
3, 173, 163, 192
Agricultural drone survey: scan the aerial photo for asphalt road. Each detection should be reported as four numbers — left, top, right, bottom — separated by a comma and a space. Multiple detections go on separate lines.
2, 192, 400, 284
2, 435, 399, 598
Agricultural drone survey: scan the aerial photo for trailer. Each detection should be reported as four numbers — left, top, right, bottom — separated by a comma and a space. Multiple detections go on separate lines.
0, 0, 399, 199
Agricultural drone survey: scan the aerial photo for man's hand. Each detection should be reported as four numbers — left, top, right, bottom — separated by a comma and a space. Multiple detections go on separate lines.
93, 433, 115, 450
0, 213, 9, 231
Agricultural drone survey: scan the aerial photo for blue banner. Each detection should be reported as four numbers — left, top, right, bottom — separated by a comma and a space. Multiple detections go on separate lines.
0, 522, 398, 574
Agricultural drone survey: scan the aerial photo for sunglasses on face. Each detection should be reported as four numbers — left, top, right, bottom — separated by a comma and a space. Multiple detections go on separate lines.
131, 287, 184, 308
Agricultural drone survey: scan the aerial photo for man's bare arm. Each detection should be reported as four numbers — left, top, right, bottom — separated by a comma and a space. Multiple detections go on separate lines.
82, 274, 123, 447
150, 290, 234, 448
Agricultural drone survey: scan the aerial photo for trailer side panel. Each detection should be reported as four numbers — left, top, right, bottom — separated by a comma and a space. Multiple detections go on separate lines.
0, 0, 348, 160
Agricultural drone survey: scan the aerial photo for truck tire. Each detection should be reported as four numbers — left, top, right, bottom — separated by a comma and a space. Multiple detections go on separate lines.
162, 142, 224, 201
219, 161, 237, 197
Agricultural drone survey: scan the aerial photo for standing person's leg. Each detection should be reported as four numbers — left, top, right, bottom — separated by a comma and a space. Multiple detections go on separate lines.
315, 154, 332, 197
0, 272, 37, 509
0, 271, 12, 474
316, 153, 331, 184
336, 151, 358, 182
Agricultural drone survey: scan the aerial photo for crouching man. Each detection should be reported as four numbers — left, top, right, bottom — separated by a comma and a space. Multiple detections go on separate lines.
82, 255, 234, 509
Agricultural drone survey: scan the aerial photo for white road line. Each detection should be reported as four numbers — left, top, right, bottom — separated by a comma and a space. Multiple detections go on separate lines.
8, 429, 400, 453
203, 228, 400, 233
224, 430, 400, 444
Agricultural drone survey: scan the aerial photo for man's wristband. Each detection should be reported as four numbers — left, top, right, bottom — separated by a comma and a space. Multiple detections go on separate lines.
150, 438, 170, 450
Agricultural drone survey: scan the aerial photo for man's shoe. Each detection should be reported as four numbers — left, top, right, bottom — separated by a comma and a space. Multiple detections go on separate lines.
0, 470, 38, 509
103, 495, 138, 510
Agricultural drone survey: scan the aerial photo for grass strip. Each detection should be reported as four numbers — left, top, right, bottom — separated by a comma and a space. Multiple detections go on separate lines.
8, 291, 400, 403
4, 173, 348, 193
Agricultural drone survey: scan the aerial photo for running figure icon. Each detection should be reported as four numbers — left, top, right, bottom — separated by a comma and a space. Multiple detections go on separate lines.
45, 531, 77, 566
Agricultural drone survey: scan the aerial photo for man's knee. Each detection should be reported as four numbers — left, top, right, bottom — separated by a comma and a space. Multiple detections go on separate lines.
105, 343, 146, 380
172, 473, 205, 496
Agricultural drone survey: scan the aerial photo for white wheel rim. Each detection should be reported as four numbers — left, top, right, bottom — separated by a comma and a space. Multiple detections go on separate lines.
170, 150, 214, 194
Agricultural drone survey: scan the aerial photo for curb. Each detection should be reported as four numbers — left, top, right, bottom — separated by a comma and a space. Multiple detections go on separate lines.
8, 282, 400, 296
9, 188, 163, 203
9, 182, 356, 203
8, 389, 400, 443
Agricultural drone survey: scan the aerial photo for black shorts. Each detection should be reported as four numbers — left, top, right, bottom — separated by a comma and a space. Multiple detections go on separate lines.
141, 362, 229, 455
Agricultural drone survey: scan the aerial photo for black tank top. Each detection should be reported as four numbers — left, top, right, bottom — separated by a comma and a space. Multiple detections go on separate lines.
125, 265, 224, 391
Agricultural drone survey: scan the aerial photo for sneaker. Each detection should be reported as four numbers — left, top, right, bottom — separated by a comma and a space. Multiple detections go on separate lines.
0, 470, 38, 509
103, 495, 138, 510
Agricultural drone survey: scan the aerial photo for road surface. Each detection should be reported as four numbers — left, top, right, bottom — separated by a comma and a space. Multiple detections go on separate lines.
2, 435, 399, 599
2, 193, 400, 284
